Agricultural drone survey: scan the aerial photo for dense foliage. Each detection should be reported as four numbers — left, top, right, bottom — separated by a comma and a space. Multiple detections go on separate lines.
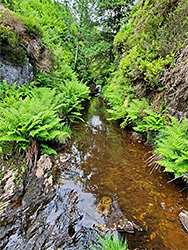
155, 118, 188, 182
104, 0, 188, 98
103, 0, 188, 182
1, 0, 188, 182
0, 80, 89, 168
0, 0, 91, 173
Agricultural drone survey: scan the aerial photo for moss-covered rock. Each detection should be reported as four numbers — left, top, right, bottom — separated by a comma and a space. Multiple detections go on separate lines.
0, 6, 27, 65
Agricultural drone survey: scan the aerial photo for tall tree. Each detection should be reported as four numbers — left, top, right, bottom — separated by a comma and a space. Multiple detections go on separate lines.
96, 0, 134, 33
59, 0, 135, 83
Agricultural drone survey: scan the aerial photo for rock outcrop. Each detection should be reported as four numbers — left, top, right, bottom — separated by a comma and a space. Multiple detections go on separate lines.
162, 41, 188, 120
0, 57, 34, 86
0, 4, 53, 86
0, 155, 101, 250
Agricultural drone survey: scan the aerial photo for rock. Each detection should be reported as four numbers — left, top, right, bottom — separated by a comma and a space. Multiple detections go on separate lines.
117, 219, 143, 234
36, 154, 52, 178
97, 197, 112, 216
0, 201, 10, 216
0, 170, 23, 203
178, 210, 188, 234
131, 131, 146, 143
35, 167, 44, 178
105, 200, 143, 234
161, 42, 188, 120
89, 83, 101, 96
60, 155, 69, 163
0, 57, 34, 86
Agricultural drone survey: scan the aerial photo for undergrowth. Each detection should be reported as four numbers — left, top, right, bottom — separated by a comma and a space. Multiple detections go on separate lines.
103, 84, 188, 183
0, 80, 90, 170
91, 234, 128, 250
155, 117, 188, 182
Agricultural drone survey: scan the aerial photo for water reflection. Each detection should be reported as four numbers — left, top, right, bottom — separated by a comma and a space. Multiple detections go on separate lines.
61, 97, 188, 250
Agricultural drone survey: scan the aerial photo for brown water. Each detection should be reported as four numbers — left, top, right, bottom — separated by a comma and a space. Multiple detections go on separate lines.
61, 97, 188, 250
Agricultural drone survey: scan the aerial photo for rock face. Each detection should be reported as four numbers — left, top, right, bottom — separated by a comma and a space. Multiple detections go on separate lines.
0, 57, 34, 86
0, 155, 101, 250
162, 41, 188, 120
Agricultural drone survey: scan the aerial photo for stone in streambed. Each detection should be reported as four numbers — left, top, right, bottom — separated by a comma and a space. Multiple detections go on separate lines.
178, 210, 188, 234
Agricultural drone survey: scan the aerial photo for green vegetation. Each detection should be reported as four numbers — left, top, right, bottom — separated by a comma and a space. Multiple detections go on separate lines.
0, 80, 89, 168
0, 0, 90, 174
1, 0, 188, 183
91, 234, 128, 250
155, 118, 188, 182
104, 0, 188, 97
102, 0, 188, 182
113, 0, 188, 87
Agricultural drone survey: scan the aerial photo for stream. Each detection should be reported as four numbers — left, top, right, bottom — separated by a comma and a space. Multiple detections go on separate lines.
61, 97, 188, 250
0, 97, 187, 250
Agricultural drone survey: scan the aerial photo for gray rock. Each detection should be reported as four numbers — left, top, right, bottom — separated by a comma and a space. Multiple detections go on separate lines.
36, 154, 53, 178
162, 42, 188, 120
178, 210, 188, 234
0, 57, 34, 86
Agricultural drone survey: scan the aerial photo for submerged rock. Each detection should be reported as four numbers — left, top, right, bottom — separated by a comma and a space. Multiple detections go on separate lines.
97, 196, 112, 216
178, 210, 188, 234
106, 200, 143, 234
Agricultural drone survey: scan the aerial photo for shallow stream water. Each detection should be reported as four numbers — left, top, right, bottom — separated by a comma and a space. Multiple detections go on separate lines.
61, 97, 188, 250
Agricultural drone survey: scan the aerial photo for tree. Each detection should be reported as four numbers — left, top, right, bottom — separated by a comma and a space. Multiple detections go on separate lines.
59, 0, 135, 83
96, 0, 135, 34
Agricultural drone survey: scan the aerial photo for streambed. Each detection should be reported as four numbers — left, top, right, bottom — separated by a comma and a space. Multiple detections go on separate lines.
61, 97, 188, 250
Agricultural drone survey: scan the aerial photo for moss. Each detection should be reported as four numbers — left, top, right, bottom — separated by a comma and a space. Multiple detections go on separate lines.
0, 26, 26, 64
0, 5, 42, 65
19, 15, 43, 38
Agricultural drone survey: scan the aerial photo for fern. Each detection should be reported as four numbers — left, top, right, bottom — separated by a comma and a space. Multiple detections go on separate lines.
155, 118, 188, 182
0, 84, 67, 157
0, 78, 89, 167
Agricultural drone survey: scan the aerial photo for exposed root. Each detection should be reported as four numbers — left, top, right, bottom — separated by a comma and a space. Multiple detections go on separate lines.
167, 174, 186, 183
25, 138, 38, 172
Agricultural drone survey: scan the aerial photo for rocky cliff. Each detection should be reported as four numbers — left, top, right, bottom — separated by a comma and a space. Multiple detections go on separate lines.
0, 4, 53, 86
162, 41, 188, 120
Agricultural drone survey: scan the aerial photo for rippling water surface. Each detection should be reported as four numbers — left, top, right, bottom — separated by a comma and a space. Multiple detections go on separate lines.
61, 97, 188, 250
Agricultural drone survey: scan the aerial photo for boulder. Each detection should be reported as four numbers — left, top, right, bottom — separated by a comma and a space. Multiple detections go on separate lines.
89, 83, 101, 96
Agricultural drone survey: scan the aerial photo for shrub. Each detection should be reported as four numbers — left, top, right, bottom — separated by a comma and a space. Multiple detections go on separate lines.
0, 80, 89, 169
120, 98, 168, 141
0, 84, 71, 167
102, 77, 134, 120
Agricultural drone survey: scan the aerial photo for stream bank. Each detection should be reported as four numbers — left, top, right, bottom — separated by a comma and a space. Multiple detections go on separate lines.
0, 97, 187, 250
